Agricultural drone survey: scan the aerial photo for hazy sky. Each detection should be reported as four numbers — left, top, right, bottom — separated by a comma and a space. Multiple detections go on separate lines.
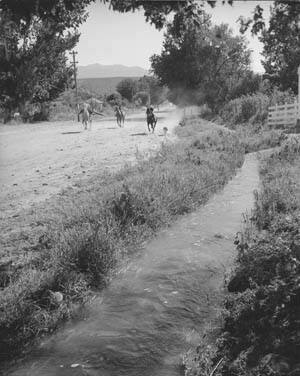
77, 0, 271, 73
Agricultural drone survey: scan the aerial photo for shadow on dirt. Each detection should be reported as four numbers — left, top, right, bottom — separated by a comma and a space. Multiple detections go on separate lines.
125, 116, 163, 123
130, 132, 148, 136
125, 117, 146, 122
61, 131, 82, 135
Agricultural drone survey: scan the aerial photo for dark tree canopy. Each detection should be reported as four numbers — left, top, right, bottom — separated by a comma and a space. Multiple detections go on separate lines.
0, 0, 91, 28
0, 0, 90, 120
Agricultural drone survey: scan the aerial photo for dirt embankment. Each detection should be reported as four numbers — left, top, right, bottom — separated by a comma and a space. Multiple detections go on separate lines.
0, 108, 180, 260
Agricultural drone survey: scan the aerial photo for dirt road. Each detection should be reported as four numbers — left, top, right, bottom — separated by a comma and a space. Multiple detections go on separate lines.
0, 108, 180, 256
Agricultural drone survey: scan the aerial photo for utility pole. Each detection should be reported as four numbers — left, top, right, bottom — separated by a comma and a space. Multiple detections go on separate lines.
297, 66, 300, 130
70, 50, 79, 121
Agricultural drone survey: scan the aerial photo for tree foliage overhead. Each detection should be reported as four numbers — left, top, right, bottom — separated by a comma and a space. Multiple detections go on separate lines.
240, 0, 300, 94
101, 0, 225, 29
0, 0, 222, 121
0, 0, 246, 121
0, 0, 91, 28
0, 0, 92, 120
150, 6, 251, 109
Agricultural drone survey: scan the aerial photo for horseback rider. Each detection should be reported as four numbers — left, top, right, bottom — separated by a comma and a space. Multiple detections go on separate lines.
115, 104, 122, 114
115, 104, 125, 127
78, 102, 93, 116
78, 103, 93, 129
146, 106, 154, 117
146, 105, 157, 132
78, 103, 93, 121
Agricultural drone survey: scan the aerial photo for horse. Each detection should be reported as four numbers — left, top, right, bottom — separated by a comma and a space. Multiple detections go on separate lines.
79, 101, 104, 130
115, 107, 125, 127
80, 103, 92, 130
146, 112, 157, 133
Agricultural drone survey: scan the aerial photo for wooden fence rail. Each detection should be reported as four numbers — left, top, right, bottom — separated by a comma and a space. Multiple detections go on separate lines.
268, 101, 299, 128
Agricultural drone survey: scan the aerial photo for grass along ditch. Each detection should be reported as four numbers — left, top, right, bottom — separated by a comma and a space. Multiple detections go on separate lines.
181, 109, 287, 154
184, 135, 300, 376
0, 118, 244, 364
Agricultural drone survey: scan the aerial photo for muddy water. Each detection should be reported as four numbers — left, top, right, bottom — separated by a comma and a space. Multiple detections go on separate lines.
6, 154, 259, 376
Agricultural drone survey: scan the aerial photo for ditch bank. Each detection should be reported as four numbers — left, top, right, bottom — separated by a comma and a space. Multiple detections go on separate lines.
4, 141, 259, 376
184, 136, 300, 376
0, 117, 244, 366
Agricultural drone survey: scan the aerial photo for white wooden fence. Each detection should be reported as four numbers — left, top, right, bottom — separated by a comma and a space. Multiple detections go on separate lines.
268, 101, 299, 128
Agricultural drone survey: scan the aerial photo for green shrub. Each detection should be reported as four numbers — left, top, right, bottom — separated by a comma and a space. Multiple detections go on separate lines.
219, 89, 295, 127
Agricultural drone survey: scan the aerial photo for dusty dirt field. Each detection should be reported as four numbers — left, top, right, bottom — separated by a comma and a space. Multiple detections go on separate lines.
0, 108, 180, 258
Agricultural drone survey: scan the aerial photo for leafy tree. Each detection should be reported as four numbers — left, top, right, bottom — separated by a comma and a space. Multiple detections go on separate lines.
239, 1, 300, 94
0, 0, 90, 121
228, 71, 262, 101
116, 78, 137, 102
151, 8, 251, 110
261, 1, 300, 93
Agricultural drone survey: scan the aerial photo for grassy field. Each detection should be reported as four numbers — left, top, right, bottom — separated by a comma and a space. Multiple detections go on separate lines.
0, 117, 245, 363
184, 135, 300, 376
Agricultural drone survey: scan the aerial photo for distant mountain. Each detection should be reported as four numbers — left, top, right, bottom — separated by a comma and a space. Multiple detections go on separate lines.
78, 63, 148, 79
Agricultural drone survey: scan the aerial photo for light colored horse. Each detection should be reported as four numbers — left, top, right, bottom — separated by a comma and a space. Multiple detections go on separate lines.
81, 103, 92, 130
78, 99, 104, 130
77, 98, 104, 130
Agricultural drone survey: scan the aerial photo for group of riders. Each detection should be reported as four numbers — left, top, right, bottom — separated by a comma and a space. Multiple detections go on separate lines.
78, 102, 157, 132
114, 104, 157, 132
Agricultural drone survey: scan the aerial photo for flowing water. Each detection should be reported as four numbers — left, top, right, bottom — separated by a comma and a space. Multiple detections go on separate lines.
5, 153, 260, 376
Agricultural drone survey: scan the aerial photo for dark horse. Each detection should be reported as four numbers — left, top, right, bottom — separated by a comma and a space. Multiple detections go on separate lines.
146, 108, 157, 133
